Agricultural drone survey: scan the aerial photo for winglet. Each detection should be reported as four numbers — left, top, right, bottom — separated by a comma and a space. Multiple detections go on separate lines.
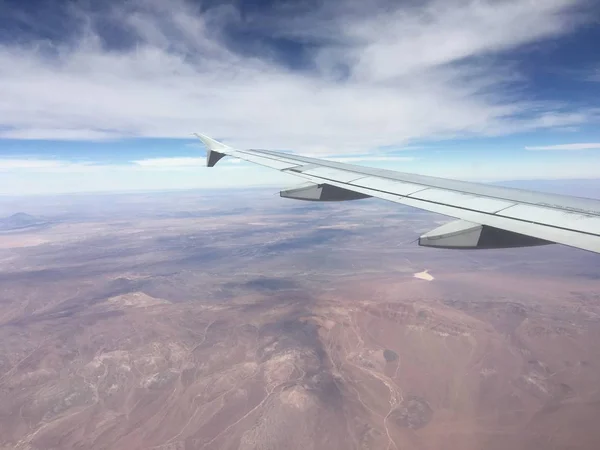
193, 133, 230, 167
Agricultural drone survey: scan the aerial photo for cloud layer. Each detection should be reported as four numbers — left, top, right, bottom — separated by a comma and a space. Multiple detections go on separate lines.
526, 143, 600, 151
0, 0, 596, 154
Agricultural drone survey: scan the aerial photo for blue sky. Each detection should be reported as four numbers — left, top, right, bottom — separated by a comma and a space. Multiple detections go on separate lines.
1, 0, 600, 195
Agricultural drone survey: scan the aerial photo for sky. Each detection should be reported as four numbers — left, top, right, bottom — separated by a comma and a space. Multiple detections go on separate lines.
1, 0, 600, 195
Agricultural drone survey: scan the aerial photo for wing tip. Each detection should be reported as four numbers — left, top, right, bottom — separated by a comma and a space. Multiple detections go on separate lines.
193, 133, 231, 151
193, 133, 229, 167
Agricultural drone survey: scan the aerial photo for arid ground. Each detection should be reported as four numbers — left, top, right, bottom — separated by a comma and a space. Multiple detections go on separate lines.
1, 188, 600, 449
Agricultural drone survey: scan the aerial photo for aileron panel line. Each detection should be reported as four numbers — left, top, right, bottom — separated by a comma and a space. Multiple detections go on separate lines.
350, 177, 427, 196
408, 189, 516, 214
303, 167, 367, 183
497, 204, 600, 236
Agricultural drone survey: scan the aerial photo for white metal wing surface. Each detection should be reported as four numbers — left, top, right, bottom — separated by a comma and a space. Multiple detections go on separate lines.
195, 134, 600, 254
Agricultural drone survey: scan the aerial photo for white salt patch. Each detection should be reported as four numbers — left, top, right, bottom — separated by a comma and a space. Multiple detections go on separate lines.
414, 270, 434, 281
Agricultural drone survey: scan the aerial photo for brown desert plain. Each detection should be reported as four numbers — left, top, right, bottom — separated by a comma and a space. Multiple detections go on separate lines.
0, 186, 600, 450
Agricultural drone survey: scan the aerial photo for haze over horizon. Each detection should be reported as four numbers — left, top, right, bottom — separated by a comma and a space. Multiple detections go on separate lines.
1, 0, 600, 195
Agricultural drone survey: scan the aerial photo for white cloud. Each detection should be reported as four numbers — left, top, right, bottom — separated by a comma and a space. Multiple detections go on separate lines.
0, 159, 95, 171
3, 154, 600, 196
0, 156, 249, 174
133, 156, 243, 169
588, 68, 600, 82
323, 156, 415, 163
0, 159, 64, 170
132, 154, 414, 171
0, 0, 595, 155
325, 0, 583, 82
0, 129, 122, 141
525, 143, 600, 151
134, 157, 207, 167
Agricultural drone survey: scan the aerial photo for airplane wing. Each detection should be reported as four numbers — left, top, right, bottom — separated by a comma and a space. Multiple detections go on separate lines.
195, 133, 600, 254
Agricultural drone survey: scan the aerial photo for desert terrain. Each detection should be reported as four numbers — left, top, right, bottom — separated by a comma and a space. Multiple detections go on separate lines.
0, 188, 600, 449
